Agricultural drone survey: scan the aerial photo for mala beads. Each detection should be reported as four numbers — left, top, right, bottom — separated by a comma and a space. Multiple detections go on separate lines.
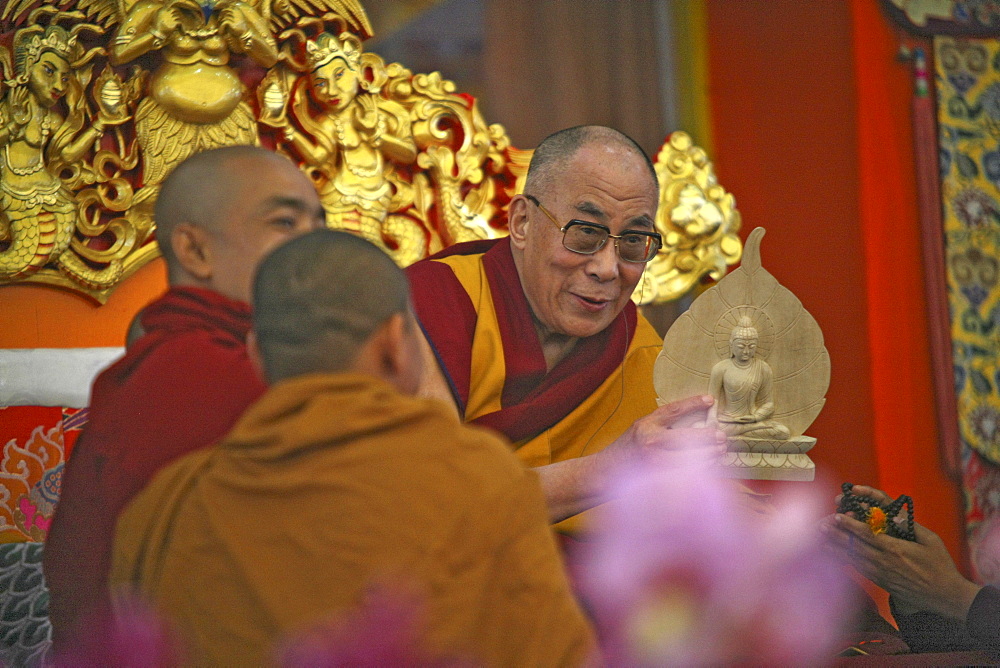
837, 482, 916, 542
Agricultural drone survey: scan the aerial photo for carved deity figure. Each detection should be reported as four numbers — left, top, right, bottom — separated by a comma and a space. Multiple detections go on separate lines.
0, 24, 127, 282
270, 31, 420, 264
110, 0, 277, 204
707, 316, 790, 440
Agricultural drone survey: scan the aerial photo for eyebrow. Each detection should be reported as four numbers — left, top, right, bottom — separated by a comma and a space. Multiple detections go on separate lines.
573, 201, 655, 231
626, 215, 656, 231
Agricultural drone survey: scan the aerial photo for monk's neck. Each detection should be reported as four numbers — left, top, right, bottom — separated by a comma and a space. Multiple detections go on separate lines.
533, 320, 579, 372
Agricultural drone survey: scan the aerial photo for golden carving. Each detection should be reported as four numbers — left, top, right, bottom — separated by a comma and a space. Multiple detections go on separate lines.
261, 28, 510, 265
0, 2, 740, 304
0, 11, 137, 292
636, 131, 743, 304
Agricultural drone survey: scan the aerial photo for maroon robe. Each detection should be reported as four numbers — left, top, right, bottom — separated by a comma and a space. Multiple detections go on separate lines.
43, 286, 266, 658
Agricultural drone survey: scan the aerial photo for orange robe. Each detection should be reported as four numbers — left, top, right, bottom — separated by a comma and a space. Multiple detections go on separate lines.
111, 373, 595, 666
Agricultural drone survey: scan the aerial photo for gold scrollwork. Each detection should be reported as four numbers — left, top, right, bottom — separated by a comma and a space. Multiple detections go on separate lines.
636, 131, 743, 305
0, 1, 740, 304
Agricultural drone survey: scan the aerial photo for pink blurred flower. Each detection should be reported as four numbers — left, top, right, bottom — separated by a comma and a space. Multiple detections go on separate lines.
973, 514, 1000, 584
52, 595, 182, 667
577, 452, 852, 666
274, 581, 475, 668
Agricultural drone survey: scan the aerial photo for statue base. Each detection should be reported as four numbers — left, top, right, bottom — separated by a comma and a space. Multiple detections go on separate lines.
719, 436, 816, 482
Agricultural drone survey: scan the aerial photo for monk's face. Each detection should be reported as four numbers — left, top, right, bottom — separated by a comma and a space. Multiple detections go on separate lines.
514, 143, 658, 340
210, 156, 326, 303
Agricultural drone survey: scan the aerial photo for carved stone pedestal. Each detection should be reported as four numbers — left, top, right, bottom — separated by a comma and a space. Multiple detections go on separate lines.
719, 436, 817, 482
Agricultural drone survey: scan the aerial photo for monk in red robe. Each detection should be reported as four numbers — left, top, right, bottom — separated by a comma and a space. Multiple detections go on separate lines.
111, 230, 595, 665
44, 146, 326, 658
407, 126, 726, 528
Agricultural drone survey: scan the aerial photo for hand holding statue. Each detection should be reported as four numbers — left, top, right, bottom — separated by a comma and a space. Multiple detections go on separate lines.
598, 395, 727, 470
822, 485, 982, 620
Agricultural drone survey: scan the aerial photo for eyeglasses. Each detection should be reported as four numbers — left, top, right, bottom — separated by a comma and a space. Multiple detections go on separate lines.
524, 194, 662, 263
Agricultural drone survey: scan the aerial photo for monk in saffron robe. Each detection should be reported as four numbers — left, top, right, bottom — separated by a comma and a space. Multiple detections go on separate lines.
111, 230, 595, 666
407, 126, 726, 526
44, 146, 326, 659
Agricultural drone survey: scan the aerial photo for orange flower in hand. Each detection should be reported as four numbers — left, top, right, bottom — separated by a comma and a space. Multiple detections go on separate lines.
867, 506, 888, 536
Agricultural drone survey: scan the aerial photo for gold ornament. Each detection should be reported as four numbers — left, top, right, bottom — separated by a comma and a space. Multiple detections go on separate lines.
0, 1, 741, 304
634, 131, 743, 304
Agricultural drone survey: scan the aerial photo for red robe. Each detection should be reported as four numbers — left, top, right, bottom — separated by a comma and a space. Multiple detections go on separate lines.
43, 286, 266, 657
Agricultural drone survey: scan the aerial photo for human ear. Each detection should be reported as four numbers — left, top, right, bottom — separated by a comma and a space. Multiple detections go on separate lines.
374, 313, 422, 394
507, 195, 531, 251
171, 223, 213, 282
380, 313, 408, 378
245, 330, 268, 384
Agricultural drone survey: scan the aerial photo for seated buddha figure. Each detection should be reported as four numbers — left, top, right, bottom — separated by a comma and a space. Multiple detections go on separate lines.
707, 316, 790, 440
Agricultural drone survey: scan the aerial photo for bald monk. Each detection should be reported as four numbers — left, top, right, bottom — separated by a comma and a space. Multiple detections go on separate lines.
44, 146, 326, 658
111, 230, 596, 666
407, 126, 726, 527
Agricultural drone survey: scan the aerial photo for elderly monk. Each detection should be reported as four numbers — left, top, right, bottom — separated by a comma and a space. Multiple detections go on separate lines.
111, 230, 596, 666
44, 146, 326, 658
407, 125, 724, 526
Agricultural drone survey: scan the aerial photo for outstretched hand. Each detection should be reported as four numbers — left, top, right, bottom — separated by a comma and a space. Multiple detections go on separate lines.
822, 486, 981, 620
600, 394, 726, 469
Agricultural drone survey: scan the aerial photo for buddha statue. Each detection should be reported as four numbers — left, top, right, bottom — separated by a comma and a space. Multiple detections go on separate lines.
655, 227, 828, 480
707, 316, 790, 440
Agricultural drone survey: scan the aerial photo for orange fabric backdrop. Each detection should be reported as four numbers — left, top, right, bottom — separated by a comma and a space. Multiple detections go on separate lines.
0, 259, 167, 350
850, 0, 965, 562
705, 0, 964, 564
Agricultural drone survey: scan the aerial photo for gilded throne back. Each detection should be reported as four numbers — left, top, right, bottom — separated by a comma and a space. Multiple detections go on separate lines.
0, 0, 741, 304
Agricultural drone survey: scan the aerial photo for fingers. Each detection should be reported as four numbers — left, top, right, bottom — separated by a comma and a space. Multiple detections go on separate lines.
633, 418, 724, 453
653, 395, 714, 429
912, 521, 943, 547
847, 485, 893, 505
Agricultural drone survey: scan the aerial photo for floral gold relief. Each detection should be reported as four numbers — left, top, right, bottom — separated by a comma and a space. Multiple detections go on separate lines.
0, 1, 741, 303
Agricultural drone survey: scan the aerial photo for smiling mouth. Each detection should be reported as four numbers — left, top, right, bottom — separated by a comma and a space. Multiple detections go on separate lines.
573, 294, 613, 311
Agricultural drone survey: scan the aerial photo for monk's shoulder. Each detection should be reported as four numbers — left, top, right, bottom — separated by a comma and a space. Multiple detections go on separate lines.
402, 397, 531, 487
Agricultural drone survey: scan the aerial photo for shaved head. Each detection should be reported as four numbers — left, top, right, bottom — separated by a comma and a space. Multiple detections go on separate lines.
156, 146, 293, 274
524, 126, 657, 198
153, 145, 326, 301
253, 229, 411, 383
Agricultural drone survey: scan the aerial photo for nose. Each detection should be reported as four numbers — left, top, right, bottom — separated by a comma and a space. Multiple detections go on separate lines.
585, 240, 620, 282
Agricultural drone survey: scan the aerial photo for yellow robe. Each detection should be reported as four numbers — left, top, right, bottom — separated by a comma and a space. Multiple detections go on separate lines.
111, 373, 595, 666
410, 240, 664, 532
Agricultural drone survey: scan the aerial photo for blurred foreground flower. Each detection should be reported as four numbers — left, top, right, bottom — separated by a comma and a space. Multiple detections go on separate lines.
973, 515, 1000, 584
577, 452, 852, 666
274, 582, 474, 668
53, 594, 182, 667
